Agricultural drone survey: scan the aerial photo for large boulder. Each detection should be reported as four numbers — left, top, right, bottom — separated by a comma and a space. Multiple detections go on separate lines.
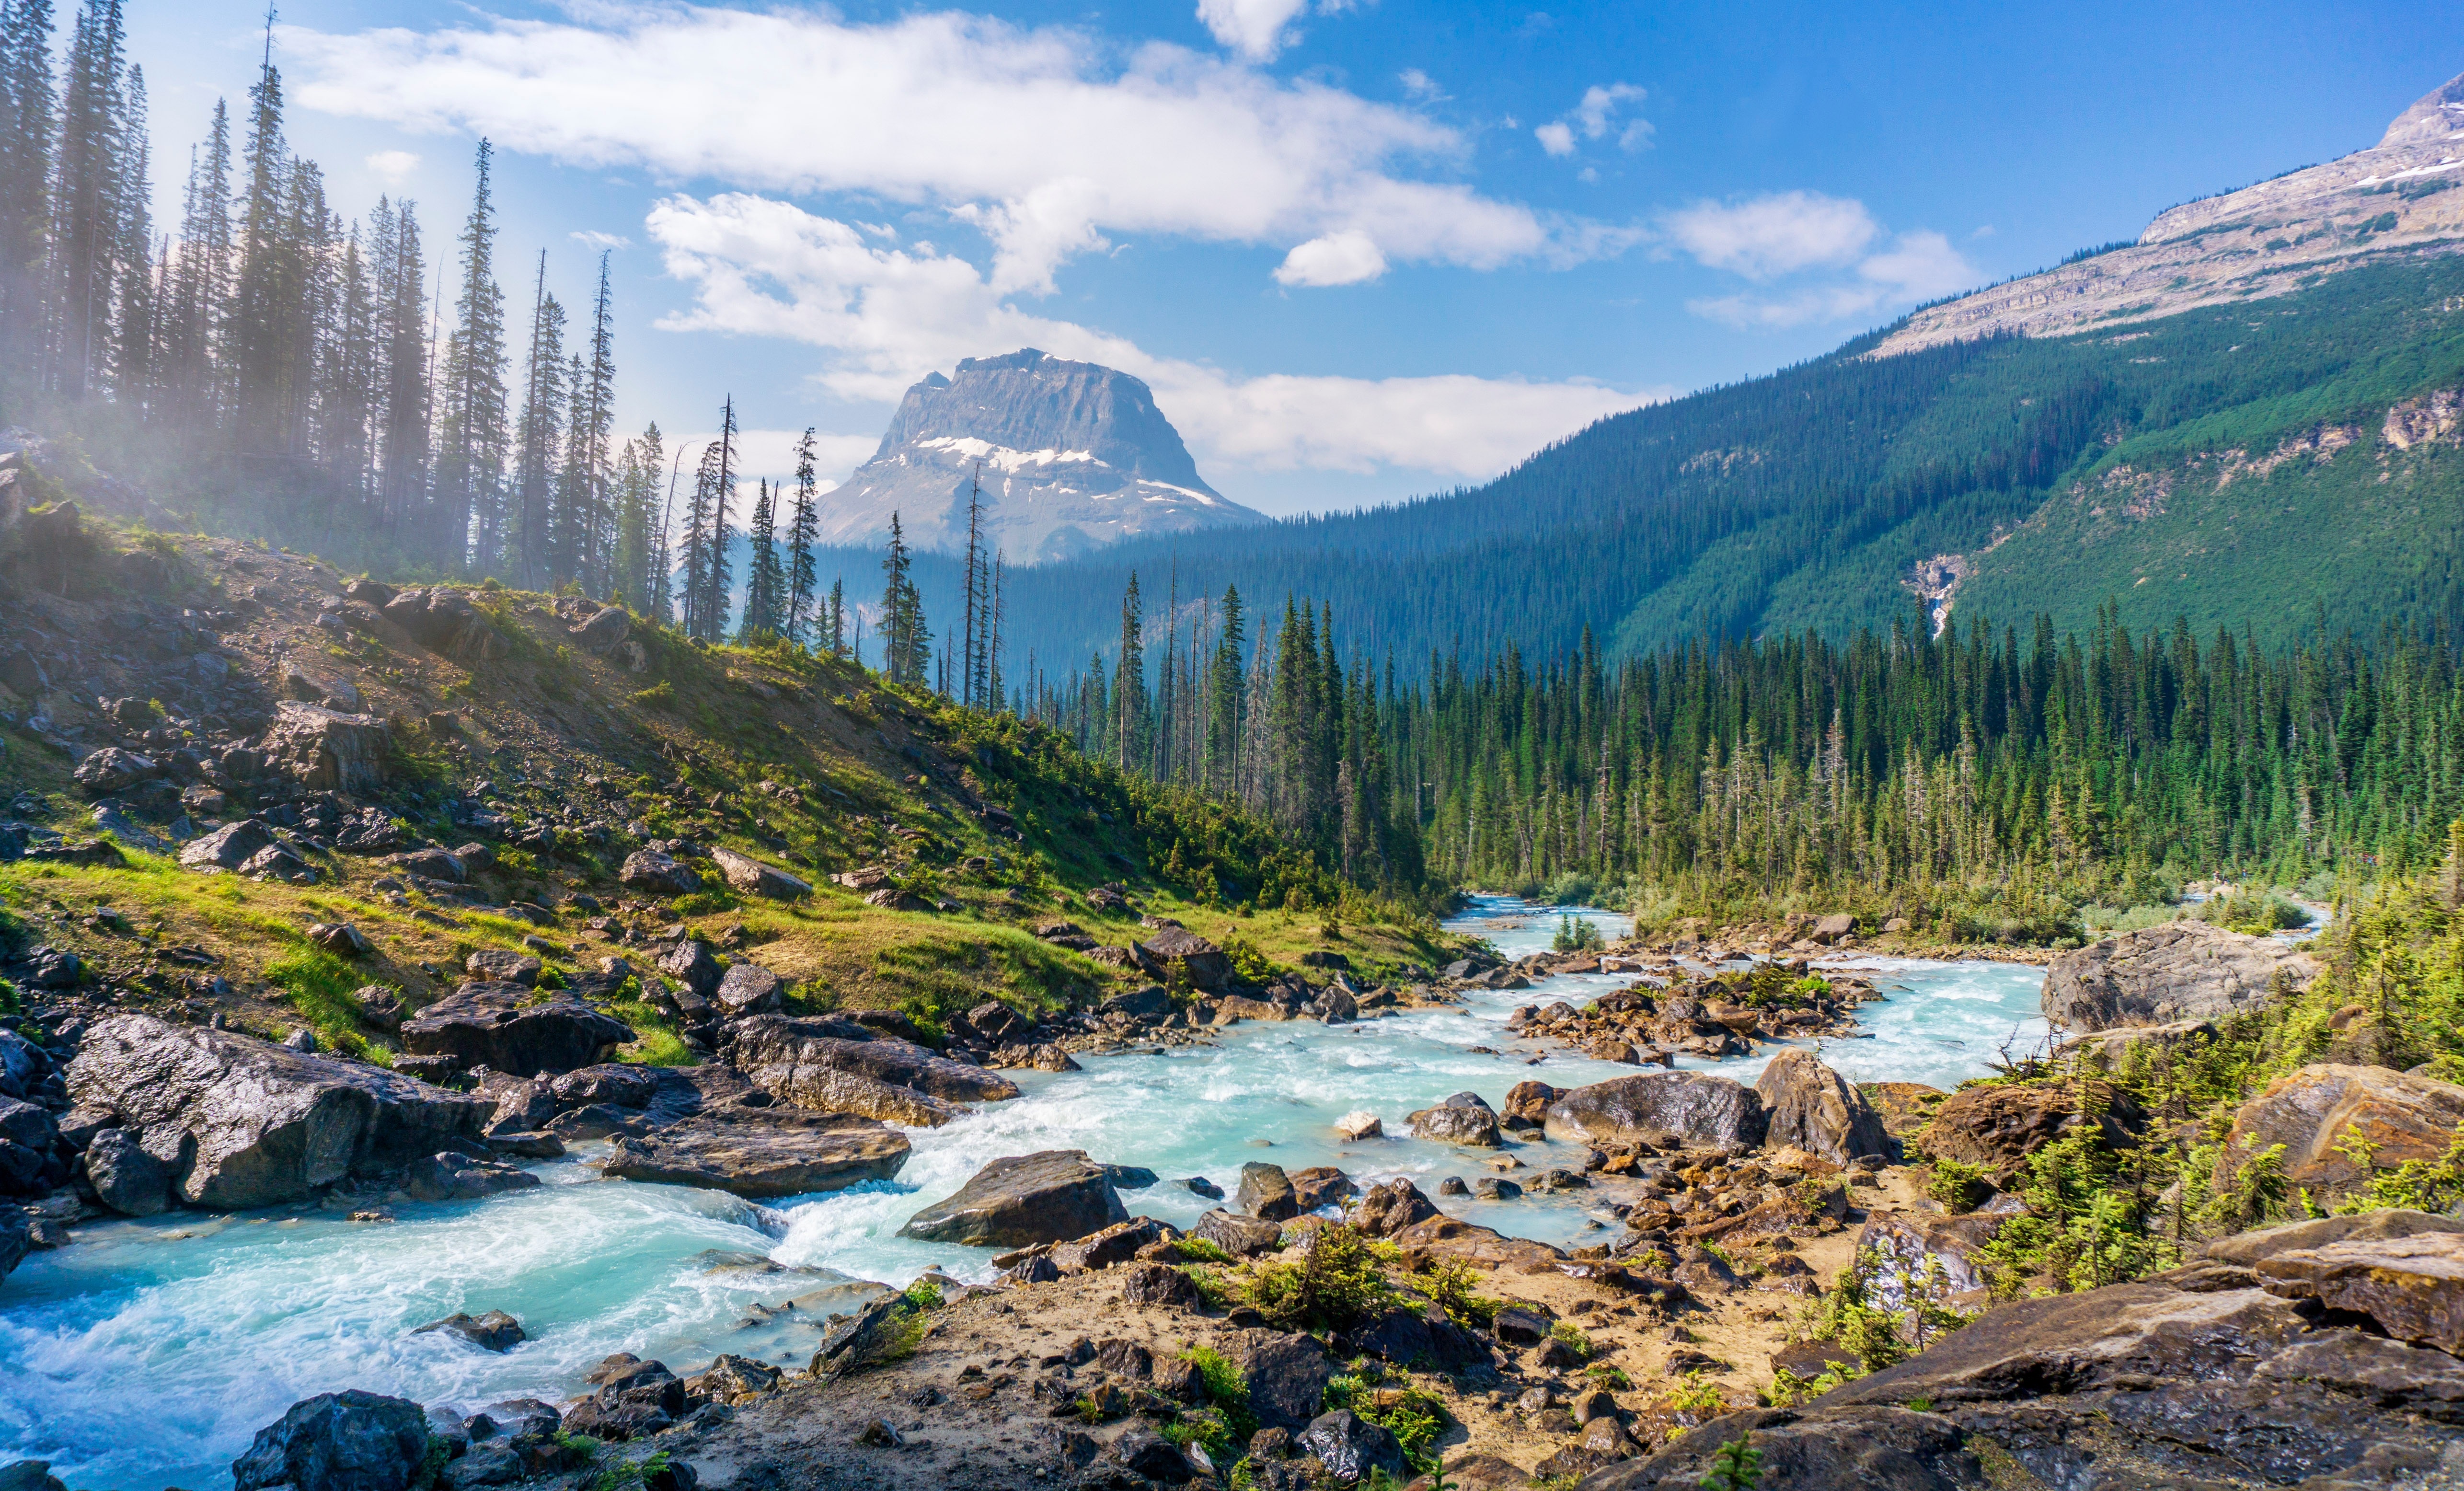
381, 587, 496, 658
620, 851, 704, 897
1918, 1078, 2140, 1183
708, 846, 811, 900
896, 1149, 1127, 1247
1348, 1178, 1440, 1238
1135, 927, 1232, 991
713, 962, 786, 1018
400, 985, 635, 1078
83, 1126, 173, 1215
178, 818, 273, 870
230, 1390, 435, 1491
1228, 1330, 1334, 1434
1192, 1208, 1285, 1256
1755, 1051, 1889, 1164
2212, 1063, 2464, 1209
261, 702, 391, 795
1409, 1092, 1504, 1147
402, 1152, 541, 1202
65, 1015, 491, 1210
1236, 1161, 1299, 1221
2044, 921, 2316, 1031
2202, 1208, 2464, 1267
1297, 1410, 1406, 1485
1543, 1072, 1768, 1150
73, 747, 160, 794
598, 1111, 910, 1198
724, 1016, 1018, 1128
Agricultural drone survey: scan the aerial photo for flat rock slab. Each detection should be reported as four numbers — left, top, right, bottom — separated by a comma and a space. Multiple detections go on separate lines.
65, 1014, 491, 1210
708, 846, 812, 899
898, 1149, 1126, 1247
401, 985, 635, 1078
598, 1112, 910, 1199
2257, 1230, 2464, 1352
724, 1016, 1018, 1127
2044, 921, 2315, 1031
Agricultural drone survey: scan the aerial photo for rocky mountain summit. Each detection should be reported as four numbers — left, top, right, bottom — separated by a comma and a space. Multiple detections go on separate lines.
814, 350, 1267, 563
1877, 69, 2464, 354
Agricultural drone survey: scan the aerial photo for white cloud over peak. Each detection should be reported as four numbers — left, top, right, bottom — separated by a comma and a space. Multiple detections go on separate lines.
1664, 190, 1877, 278
286, 6, 1585, 296
645, 193, 1651, 478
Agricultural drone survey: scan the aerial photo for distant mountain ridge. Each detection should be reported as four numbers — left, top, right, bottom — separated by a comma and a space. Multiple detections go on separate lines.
816, 350, 1267, 563
1876, 71, 2464, 355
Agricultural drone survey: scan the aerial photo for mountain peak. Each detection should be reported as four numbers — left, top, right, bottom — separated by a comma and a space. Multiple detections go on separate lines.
2380, 70, 2464, 149
818, 352, 1266, 562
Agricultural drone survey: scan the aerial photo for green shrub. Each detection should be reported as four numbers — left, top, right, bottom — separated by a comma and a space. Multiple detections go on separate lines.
1244, 1223, 1396, 1333
1180, 1347, 1258, 1444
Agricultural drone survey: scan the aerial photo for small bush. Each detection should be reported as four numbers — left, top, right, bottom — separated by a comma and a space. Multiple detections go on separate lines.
1180, 1346, 1258, 1444
1548, 1319, 1591, 1357
1244, 1222, 1396, 1333
1416, 1256, 1501, 1328
903, 1278, 944, 1311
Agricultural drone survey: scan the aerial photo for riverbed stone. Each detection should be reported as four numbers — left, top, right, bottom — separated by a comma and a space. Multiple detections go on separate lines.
2044, 920, 2317, 1032
1755, 1050, 1889, 1164
82, 1126, 172, 1215
1542, 1071, 1768, 1150
1409, 1093, 1504, 1147
1231, 1330, 1335, 1434
724, 1016, 1018, 1126
230, 1390, 434, 1491
66, 1014, 492, 1209
1348, 1178, 1440, 1237
403, 1151, 542, 1202
598, 1112, 910, 1198
1193, 1208, 1285, 1256
2212, 1063, 2464, 1210
897, 1149, 1127, 1247
401, 985, 635, 1078
414, 1310, 527, 1352
1236, 1161, 1300, 1220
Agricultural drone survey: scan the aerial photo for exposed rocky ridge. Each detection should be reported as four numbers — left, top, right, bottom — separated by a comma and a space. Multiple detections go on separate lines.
811, 350, 1267, 562
1876, 70, 2464, 356
2043, 920, 2318, 1031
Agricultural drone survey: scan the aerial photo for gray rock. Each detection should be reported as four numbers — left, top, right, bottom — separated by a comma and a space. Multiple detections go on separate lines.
403, 1151, 542, 1202
1099, 985, 1174, 1023
568, 606, 629, 653
657, 938, 724, 998
725, 1015, 1018, 1127
0, 1463, 66, 1491
390, 847, 466, 883
464, 948, 541, 986
714, 962, 785, 1017
2202, 1208, 2464, 1267
1229, 1330, 1334, 1433
896, 1149, 1126, 1247
230, 1390, 435, 1491
401, 985, 634, 1078
73, 747, 160, 793
1236, 1161, 1299, 1220
1543, 1071, 1768, 1149
1136, 927, 1232, 990
66, 1014, 492, 1209
1297, 1410, 1406, 1485
414, 1309, 527, 1351
83, 1126, 173, 1215
261, 701, 391, 794
707, 846, 811, 900
548, 1064, 658, 1109
1409, 1093, 1503, 1147
620, 850, 703, 897
598, 1111, 910, 1199
2044, 921, 2317, 1032
1192, 1208, 1285, 1256
179, 818, 272, 870
1755, 1050, 1890, 1164
0, 1030, 46, 1100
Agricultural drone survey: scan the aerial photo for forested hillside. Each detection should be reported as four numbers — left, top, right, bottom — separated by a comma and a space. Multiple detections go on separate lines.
871, 254, 2464, 675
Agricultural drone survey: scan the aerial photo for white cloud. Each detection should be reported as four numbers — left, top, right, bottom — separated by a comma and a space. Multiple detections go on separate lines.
364, 149, 418, 183
645, 193, 1652, 478
1539, 82, 1648, 159
1686, 228, 1976, 328
570, 229, 631, 250
1663, 190, 1878, 278
1275, 229, 1387, 286
286, 7, 1587, 296
1398, 68, 1443, 101
1197, 0, 1310, 61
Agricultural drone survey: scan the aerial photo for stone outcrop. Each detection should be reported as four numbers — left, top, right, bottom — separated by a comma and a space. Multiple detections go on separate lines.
179, 818, 273, 870
65, 1014, 491, 1209
1134, 927, 1232, 990
2212, 1062, 2464, 1209
598, 1111, 910, 1198
1918, 1078, 2140, 1182
1542, 1072, 1768, 1149
231, 1391, 436, 1491
2256, 1229, 2464, 1353
897, 1149, 1127, 1246
261, 702, 391, 794
619, 851, 704, 897
1236, 1161, 1299, 1221
723, 1016, 1018, 1127
2043, 921, 2316, 1031
707, 845, 812, 899
400, 985, 634, 1078
1754, 1051, 1889, 1164
380, 587, 498, 659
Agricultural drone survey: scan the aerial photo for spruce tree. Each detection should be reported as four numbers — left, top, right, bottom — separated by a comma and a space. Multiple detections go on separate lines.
568, 252, 616, 591
48, 0, 129, 399
434, 139, 508, 568
508, 250, 564, 582
784, 427, 819, 647
740, 475, 783, 642
225, 25, 297, 448
0, 0, 58, 358
1114, 572, 1144, 770
373, 195, 429, 532
691, 394, 737, 640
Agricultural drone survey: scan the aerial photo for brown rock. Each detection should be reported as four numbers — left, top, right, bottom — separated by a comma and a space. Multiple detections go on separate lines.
2213, 1063, 2464, 1208
1347, 1178, 1439, 1237
260, 702, 390, 794
1919, 1078, 2140, 1181
1754, 1050, 1888, 1164
2255, 1229, 2464, 1352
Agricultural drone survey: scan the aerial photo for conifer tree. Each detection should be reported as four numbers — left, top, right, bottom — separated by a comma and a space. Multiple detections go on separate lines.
1114, 572, 1145, 770
567, 252, 616, 590
434, 139, 508, 568
740, 475, 783, 642
48, 0, 129, 399
690, 395, 737, 640
783, 427, 819, 647
0, 0, 58, 358
157, 102, 232, 428
508, 251, 564, 582
610, 421, 662, 612
826, 577, 846, 660
372, 195, 430, 531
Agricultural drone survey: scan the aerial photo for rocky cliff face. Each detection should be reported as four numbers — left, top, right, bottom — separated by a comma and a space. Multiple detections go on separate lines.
814, 350, 1267, 562
1877, 70, 2464, 356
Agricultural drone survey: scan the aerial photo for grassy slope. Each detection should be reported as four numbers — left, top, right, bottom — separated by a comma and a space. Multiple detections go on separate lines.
0, 524, 1471, 1059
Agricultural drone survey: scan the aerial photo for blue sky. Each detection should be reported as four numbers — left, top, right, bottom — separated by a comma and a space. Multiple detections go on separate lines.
122, 0, 2452, 515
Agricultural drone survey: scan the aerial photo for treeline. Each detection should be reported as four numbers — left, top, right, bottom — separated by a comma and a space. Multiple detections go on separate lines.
0, 1, 667, 600
1024, 574, 2464, 935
